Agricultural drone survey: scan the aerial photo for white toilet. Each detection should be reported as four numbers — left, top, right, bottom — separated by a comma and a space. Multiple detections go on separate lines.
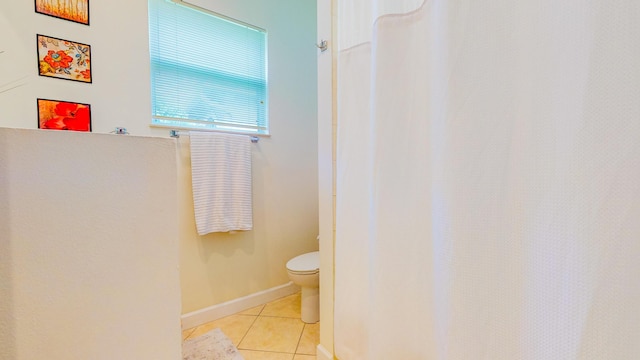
286, 250, 320, 323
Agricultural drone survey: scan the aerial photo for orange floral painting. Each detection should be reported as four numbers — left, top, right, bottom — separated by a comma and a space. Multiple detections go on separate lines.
37, 35, 91, 83
35, 0, 89, 25
37, 99, 92, 132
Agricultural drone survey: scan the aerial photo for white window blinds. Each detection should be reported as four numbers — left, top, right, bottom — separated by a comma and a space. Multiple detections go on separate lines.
148, 0, 268, 134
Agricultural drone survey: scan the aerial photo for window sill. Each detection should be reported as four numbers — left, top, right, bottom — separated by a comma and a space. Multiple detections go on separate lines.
149, 123, 271, 139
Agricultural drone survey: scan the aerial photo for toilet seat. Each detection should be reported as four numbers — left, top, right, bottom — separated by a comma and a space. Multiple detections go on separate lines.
286, 251, 319, 275
288, 268, 319, 275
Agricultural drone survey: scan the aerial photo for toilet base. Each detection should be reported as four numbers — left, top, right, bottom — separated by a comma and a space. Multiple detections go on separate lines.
300, 286, 319, 323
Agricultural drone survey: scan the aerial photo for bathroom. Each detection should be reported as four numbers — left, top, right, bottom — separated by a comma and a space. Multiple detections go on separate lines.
3, 0, 640, 359
1, 0, 325, 358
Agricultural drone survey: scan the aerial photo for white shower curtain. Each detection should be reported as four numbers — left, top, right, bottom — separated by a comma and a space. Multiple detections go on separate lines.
334, 1, 640, 359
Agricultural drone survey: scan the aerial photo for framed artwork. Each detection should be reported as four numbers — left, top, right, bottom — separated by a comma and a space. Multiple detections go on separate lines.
35, 0, 89, 25
37, 98, 92, 132
37, 34, 91, 83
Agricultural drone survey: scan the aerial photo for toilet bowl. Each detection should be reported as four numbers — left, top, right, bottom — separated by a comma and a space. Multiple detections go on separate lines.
286, 251, 319, 323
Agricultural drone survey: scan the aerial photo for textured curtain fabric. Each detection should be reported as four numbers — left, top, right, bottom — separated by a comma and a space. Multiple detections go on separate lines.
334, 1, 640, 359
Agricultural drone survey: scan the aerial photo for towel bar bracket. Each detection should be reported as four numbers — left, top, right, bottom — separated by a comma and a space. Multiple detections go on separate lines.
111, 127, 129, 135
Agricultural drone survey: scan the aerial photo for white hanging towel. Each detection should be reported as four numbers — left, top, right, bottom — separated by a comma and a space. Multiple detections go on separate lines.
189, 131, 253, 234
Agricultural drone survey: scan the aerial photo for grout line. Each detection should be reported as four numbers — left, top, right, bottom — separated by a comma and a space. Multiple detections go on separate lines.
240, 349, 296, 354
294, 323, 306, 355
235, 314, 260, 348
238, 350, 296, 360
182, 327, 197, 341
258, 314, 303, 319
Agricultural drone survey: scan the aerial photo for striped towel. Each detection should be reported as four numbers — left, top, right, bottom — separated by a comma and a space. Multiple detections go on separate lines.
189, 131, 253, 234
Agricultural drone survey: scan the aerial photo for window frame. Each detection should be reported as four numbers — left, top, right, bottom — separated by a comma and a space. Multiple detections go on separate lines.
148, 0, 269, 135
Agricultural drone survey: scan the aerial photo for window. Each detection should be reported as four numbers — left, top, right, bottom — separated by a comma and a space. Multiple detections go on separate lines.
148, 0, 268, 134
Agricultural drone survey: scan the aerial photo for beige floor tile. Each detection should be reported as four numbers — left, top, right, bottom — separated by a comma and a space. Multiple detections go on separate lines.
260, 293, 301, 318
239, 350, 294, 360
295, 323, 319, 355
240, 304, 265, 316
186, 314, 256, 345
239, 316, 304, 353
293, 355, 316, 360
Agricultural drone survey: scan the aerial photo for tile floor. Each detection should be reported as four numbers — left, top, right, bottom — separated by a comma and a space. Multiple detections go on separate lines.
182, 292, 318, 360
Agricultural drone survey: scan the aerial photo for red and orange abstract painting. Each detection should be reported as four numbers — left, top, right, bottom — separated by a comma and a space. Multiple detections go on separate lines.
35, 0, 89, 25
37, 99, 92, 132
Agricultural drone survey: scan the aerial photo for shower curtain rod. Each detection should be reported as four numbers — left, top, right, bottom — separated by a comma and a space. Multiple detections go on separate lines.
169, 129, 259, 143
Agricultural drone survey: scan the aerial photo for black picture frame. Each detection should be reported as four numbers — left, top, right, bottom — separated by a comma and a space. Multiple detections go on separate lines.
37, 34, 92, 84
37, 98, 92, 132
35, 0, 90, 26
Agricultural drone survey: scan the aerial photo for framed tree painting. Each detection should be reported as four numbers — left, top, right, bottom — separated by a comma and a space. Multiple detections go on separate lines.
37, 98, 92, 132
35, 0, 90, 25
37, 34, 91, 83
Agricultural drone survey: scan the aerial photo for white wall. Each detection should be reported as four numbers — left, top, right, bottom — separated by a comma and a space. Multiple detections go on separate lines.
0, 128, 181, 360
0, 0, 318, 314
173, 0, 319, 313
0, 1, 153, 134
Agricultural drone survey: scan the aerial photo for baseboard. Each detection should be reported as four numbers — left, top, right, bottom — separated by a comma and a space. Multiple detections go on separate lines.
181, 282, 299, 330
317, 344, 334, 360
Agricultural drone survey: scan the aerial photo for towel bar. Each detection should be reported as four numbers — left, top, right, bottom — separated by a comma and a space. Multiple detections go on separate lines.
170, 130, 259, 143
